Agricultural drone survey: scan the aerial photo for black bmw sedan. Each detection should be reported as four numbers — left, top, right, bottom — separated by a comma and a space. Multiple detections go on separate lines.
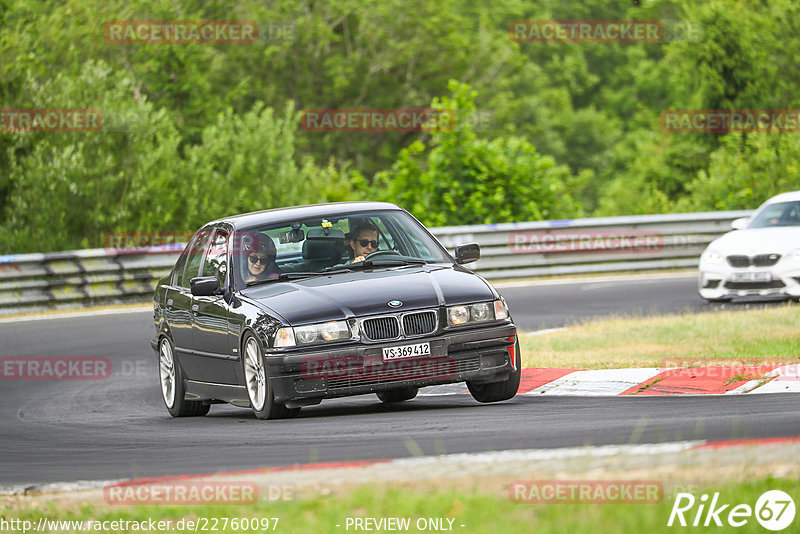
151, 202, 520, 419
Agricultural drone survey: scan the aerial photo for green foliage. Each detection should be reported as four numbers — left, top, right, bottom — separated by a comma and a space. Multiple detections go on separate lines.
377, 82, 580, 227
677, 134, 800, 211
1, 0, 799, 252
2, 60, 184, 252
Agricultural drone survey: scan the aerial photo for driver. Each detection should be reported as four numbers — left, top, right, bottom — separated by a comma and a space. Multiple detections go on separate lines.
241, 232, 280, 283
347, 222, 380, 263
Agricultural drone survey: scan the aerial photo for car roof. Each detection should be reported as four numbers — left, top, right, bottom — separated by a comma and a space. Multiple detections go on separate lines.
762, 191, 800, 205
206, 201, 405, 230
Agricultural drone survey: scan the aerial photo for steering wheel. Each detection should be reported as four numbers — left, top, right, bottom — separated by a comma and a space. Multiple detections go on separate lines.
364, 250, 402, 260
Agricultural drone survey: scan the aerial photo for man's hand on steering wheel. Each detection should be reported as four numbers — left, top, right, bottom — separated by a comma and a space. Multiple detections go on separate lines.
352, 250, 401, 263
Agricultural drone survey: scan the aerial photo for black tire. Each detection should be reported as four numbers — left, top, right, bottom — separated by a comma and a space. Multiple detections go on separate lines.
376, 386, 419, 403
158, 336, 209, 417
242, 333, 300, 420
467, 341, 521, 403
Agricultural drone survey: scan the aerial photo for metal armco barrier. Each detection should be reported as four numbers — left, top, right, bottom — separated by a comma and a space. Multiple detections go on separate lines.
0, 210, 752, 315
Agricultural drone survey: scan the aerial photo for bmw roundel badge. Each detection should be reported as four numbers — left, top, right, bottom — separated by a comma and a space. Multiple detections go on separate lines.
388, 300, 403, 308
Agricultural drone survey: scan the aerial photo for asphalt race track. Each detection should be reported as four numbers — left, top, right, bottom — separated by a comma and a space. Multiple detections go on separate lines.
2, 274, 798, 489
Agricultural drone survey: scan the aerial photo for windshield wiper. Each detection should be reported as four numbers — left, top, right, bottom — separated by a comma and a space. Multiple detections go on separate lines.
371, 258, 427, 267
338, 258, 427, 271
245, 272, 325, 286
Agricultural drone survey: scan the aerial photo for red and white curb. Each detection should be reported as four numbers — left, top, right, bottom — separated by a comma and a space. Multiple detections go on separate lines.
418, 364, 800, 397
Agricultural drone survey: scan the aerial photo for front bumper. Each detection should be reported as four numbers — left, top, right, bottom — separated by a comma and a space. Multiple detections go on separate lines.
698, 261, 800, 299
265, 323, 517, 402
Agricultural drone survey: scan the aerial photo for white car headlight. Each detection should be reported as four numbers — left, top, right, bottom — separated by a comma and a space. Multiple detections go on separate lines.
702, 249, 725, 265
447, 306, 470, 325
447, 299, 507, 326
275, 320, 353, 347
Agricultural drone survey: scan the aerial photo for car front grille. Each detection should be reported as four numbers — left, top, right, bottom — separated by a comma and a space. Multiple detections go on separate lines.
360, 310, 439, 341
723, 280, 785, 290
753, 254, 781, 266
726, 254, 781, 267
402, 311, 437, 336
361, 316, 400, 341
326, 356, 481, 390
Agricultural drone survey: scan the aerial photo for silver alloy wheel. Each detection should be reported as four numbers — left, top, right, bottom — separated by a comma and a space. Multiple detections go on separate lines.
244, 337, 266, 411
159, 338, 176, 409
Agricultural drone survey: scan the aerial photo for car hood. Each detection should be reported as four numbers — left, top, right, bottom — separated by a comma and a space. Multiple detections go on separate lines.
707, 227, 800, 256
239, 264, 496, 325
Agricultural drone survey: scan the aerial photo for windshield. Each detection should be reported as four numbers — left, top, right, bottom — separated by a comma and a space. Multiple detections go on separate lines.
234, 210, 451, 288
748, 200, 800, 228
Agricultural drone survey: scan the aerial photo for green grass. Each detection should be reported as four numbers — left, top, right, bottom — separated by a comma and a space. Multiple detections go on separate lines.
3, 477, 799, 533
519, 304, 800, 369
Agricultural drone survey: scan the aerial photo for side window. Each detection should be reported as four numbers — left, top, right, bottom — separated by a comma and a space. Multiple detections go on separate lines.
371, 218, 396, 251
202, 229, 229, 287
178, 229, 211, 287
171, 251, 188, 286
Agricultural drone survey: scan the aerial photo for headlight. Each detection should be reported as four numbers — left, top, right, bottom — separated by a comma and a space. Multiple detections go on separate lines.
447, 299, 508, 326
274, 320, 353, 347
447, 306, 470, 325
702, 249, 724, 265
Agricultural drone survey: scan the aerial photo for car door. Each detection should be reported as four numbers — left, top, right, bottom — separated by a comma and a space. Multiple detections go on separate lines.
169, 227, 212, 381
191, 226, 238, 384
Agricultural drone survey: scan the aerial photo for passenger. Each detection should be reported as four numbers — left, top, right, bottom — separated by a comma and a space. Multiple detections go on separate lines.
242, 233, 280, 283
347, 222, 380, 264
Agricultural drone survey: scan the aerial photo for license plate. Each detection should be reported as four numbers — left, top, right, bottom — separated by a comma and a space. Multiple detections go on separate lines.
382, 342, 431, 360
732, 272, 772, 282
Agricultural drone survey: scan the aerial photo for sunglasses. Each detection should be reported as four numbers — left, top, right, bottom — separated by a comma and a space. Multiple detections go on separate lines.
248, 255, 270, 265
357, 239, 379, 248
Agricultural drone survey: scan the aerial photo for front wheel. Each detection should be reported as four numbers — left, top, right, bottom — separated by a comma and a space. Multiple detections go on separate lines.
158, 336, 209, 417
467, 341, 521, 403
242, 334, 300, 420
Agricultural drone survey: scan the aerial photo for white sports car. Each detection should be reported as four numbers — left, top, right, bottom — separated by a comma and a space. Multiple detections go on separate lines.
699, 191, 800, 302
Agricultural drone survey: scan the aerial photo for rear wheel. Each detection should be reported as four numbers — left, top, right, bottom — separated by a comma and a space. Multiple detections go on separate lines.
159, 336, 209, 417
467, 341, 521, 403
242, 334, 300, 420
376, 387, 418, 403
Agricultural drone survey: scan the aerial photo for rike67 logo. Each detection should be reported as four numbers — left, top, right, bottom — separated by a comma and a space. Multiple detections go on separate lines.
668, 490, 796, 531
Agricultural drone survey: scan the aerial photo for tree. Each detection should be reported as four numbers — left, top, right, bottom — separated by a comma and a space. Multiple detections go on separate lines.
377, 81, 580, 226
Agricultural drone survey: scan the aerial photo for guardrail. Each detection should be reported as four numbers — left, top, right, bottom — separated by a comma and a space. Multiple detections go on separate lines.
0, 210, 752, 315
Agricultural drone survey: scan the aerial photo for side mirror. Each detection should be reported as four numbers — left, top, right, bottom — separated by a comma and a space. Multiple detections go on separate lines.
454, 243, 480, 265
190, 276, 221, 296
731, 217, 750, 230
